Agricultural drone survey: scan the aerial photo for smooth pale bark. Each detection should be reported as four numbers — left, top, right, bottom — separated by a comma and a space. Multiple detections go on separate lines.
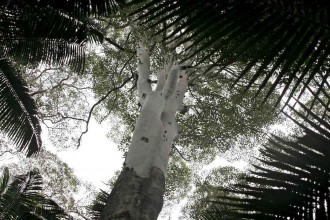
100, 42, 190, 220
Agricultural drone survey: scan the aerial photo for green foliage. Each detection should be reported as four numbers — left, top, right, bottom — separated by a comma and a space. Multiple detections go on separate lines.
0, 167, 71, 219
165, 154, 192, 200
22, 65, 94, 149
132, 0, 330, 107
182, 167, 246, 220
203, 108, 330, 219
0, 0, 126, 156
177, 69, 281, 163
90, 23, 281, 165
88, 190, 110, 219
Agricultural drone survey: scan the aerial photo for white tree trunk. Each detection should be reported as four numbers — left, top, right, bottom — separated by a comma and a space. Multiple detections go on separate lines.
100, 41, 189, 220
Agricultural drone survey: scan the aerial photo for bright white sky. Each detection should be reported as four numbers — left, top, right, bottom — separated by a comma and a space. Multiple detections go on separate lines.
55, 118, 124, 190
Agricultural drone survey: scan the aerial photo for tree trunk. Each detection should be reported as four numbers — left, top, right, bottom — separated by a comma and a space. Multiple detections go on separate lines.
100, 167, 165, 220
101, 39, 192, 219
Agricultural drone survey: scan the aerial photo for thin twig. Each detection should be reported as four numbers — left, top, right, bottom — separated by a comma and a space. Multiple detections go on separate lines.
30, 73, 70, 96
172, 145, 191, 162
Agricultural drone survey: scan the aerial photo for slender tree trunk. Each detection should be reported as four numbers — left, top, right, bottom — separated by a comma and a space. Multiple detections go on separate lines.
100, 40, 191, 219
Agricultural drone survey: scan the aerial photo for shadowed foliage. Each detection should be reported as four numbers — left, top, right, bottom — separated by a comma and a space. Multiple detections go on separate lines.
0, 167, 71, 219
0, 59, 41, 156
132, 0, 330, 108
202, 106, 330, 219
88, 190, 110, 219
0, 0, 126, 17
0, 0, 125, 156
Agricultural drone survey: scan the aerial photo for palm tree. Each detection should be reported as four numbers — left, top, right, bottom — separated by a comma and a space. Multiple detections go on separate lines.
0, 167, 71, 219
202, 106, 330, 219
0, 0, 125, 156
132, 0, 330, 109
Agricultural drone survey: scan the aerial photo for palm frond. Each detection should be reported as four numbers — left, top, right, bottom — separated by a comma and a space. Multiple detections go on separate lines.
88, 189, 110, 219
0, 1, 113, 154
1, 0, 126, 17
203, 106, 330, 219
0, 5, 105, 72
0, 59, 41, 156
0, 167, 71, 219
132, 0, 330, 107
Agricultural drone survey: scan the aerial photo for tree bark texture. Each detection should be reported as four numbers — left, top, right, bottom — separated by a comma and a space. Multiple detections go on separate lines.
100, 167, 165, 220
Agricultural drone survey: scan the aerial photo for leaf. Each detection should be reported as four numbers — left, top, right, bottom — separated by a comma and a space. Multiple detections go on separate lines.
203, 102, 330, 219
133, 0, 330, 105
0, 59, 41, 156
1, 0, 126, 17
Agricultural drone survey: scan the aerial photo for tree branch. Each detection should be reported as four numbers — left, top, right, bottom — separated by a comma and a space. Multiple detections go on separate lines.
172, 145, 191, 162
30, 73, 70, 96
104, 37, 134, 54
137, 42, 152, 104
77, 76, 134, 148
162, 64, 182, 100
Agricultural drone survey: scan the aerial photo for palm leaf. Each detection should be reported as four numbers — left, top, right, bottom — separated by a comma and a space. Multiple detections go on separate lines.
0, 5, 105, 72
1, 0, 126, 17
0, 59, 41, 156
88, 189, 110, 219
132, 0, 330, 107
203, 104, 330, 219
0, 1, 115, 155
0, 167, 71, 219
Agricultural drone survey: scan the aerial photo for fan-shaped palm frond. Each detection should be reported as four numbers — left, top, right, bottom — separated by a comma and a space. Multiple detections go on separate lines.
132, 0, 330, 108
0, 167, 71, 219
202, 106, 330, 219
88, 189, 110, 219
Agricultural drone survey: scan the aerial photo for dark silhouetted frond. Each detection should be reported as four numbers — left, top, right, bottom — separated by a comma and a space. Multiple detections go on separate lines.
202, 107, 330, 219
0, 59, 41, 156
0, 167, 71, 219
132, 0, 330, 108
88, 189, 110, 219
0, 5, 106, 72
1, 0, 126, 17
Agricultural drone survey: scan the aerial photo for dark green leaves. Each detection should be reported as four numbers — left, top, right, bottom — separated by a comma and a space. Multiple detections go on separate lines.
1, 0, 126, 17
203, 111, 330, 219
133, 0, 330, 107
0, 0, 126, 155
0, 167, 71, 219
0, 59, 41, 156
0, 5, 106, 73
88, 190, 110, 219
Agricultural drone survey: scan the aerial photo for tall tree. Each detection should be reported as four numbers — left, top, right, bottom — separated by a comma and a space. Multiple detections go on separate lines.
83, 12, 281, 218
